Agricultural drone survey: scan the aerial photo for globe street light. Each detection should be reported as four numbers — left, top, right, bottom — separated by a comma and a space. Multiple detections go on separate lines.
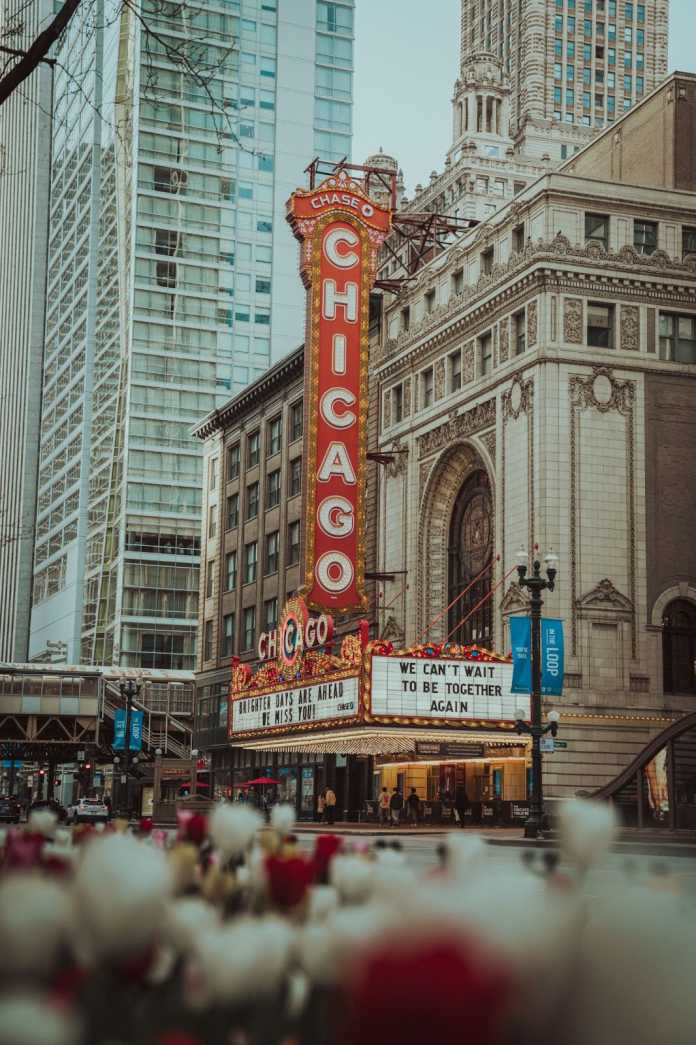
515, 547, 560, 839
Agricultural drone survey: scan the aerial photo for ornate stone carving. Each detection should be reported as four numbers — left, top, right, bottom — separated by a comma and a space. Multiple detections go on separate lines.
381, 615, 405, 644
417, 398, 496, 458
480, 428, 496, 463
502, 375, 533, 420
419, 461, 433, 500
386, 441, 408, 478
569, 366, 635, 415
403, 376, 412, 415
383, 389, 392, 429
499, 317, 509, 363
434, 357, 446, 400
500, 582, 530, 615
620, 305, 640, 351
577, 578, 633, 616
646, 308, 656, 354
564, 297, 583, 343
463, 340, 475, 382
527, 299, 538, 345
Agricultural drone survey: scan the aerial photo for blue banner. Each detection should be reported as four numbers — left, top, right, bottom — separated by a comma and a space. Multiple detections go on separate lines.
541, 618, 564, 696
113, 709, 144, 751
510, 616, 532, 695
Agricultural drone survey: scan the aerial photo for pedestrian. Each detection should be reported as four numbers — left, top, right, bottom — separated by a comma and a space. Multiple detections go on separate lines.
455, 786, 469, 828
104, 793, 112, 820
389, 786, 403, 827
406, 787, 421, 827
317, 790, 326, 822
378, 786, 391, 826
324, 785, 337, 825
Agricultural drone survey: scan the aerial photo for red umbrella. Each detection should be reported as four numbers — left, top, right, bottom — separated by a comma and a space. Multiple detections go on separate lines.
244, 776, 280, 786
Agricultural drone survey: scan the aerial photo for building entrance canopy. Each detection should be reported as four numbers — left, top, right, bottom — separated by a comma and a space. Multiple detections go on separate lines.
229, 625, 529, 753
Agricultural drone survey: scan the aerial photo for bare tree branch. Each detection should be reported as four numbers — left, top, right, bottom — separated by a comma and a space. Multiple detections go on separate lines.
0, 0, 82, 106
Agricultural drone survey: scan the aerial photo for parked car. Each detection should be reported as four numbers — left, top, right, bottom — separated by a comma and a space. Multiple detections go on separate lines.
0, 795, 20, 824
67, 797, 109, 824
30, 797, 68, 823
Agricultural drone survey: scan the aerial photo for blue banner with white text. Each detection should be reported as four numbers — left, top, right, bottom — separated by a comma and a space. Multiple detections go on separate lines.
113, 709, 144, 751
541, 618, 564, 696
510, 616, 532, 695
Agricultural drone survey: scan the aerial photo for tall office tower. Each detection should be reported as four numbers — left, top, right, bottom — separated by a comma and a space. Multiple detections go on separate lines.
0, 0, 52, 661
29, 0, 355, 669
458, 0, 669, 157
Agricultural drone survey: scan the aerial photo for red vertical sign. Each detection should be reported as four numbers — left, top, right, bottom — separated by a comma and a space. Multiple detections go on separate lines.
287, 172, 391, 612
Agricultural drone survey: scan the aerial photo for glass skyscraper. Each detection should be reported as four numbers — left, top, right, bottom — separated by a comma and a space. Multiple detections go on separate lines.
29, 0, 355, 669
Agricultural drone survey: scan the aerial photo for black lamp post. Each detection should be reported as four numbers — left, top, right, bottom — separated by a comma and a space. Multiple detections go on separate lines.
118, 679, 140, 819
515, 548, 560, 839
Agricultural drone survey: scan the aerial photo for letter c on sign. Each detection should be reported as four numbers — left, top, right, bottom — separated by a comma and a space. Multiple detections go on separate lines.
320, 387, 357, 429
316, 551, 354, 594
324, 227, 359, 269
318, 496, 354, 538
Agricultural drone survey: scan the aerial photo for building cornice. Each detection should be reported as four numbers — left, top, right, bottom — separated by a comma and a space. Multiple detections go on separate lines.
193, 346, 304, 441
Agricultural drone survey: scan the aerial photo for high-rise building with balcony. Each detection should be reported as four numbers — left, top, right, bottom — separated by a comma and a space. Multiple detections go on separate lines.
28, 0, 355, 670
458, 0, 668, 158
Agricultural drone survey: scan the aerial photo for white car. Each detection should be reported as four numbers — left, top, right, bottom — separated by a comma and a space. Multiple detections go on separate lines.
68, 797, 109, 824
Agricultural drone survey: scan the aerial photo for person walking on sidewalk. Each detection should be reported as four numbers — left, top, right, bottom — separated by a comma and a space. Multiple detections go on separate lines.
317, 790, 326, 823
389, 787, 403, 827
378, 787, 391, 826
406, 787, 421, 827
324, 786, 337, 825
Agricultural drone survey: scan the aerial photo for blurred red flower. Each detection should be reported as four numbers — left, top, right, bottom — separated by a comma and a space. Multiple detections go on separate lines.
312, 834, 343, 884
176, 812, 207, 846
265, 855, 313, 910
340, 938, 509, 1045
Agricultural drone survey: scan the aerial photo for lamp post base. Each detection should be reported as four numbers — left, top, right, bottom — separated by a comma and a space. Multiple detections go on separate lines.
523, 811, 544, 839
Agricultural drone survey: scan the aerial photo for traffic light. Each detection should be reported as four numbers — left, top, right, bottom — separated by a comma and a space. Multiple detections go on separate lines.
84, 762, 91, 771
38, 769, 45, 777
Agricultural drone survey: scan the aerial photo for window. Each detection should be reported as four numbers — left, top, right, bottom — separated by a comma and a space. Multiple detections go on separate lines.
246, 481, 259, 520
421, 367, 434, 408
204, 621, 213, 661
452, 269, 464, 295
227, 443, 240, 480
586, 212, 609, 248
587, 302, 614, 348
659, 314, 696, 363
634, 219, 657, 255
207, 505, 216, 539
267, 416, 281, 455
512, 224, 525, 253
424, 289, 436, 314
449, 350, 462, 392
226, 493, 239, 530
290, 401, 303, 441
289, 458, 302, 497
225, 551, 237, 591
244, 541, 257, 584
287, 520, 300, 565
208, 457, 218, 492
247, 430, 260, 467
481, 247, 494, 275
206, 561, 215, 598
222, 613, 235, 658
265, 530, 279, 574
243, 607, 256, 651
662, 600, 696, 694
391, 383, 403, 422
513, 181, 526, 196
264, 598, 278, 631
513, 311, 526, 355
400, 306, 410, 332
479, 333, 493, 375
683, 227, 696, 257
267, 469, 281, 508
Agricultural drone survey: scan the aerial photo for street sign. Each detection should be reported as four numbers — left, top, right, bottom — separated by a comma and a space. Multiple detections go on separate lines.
113, 709, 144, 751
540, 737, 555, 753
554, 740, 568, 749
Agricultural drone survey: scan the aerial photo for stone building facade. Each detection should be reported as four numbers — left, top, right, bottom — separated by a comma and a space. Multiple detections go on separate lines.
371, 77, 696, 799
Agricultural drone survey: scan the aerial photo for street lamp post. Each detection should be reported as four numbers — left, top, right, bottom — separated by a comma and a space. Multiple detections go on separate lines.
515, 548, 560, 839
118, 679, 140, 819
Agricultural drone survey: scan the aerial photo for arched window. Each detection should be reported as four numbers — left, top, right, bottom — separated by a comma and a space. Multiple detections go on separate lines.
663, 599, 696, 695
447, 469, 493, 647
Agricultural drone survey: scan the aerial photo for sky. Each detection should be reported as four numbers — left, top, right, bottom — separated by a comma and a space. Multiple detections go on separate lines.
352, 0, 696, 194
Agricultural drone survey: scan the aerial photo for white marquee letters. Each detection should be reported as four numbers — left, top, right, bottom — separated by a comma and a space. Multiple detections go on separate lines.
324, 227, 359, 269
323, 279, 358, 323
317, 442, 357, 484
320, 387, 357, 429
316, 551, 354, 594
318, 495, 355, 538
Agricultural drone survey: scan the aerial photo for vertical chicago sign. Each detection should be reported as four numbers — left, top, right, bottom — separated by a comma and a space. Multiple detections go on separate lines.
287, 172, 391, 613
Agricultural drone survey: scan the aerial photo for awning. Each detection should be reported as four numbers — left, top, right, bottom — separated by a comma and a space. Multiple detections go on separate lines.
232, 726, 530, 755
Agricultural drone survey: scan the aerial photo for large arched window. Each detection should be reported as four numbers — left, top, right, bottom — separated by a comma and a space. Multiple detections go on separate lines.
663, 599, 696, 695
447, 469, 493, 647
